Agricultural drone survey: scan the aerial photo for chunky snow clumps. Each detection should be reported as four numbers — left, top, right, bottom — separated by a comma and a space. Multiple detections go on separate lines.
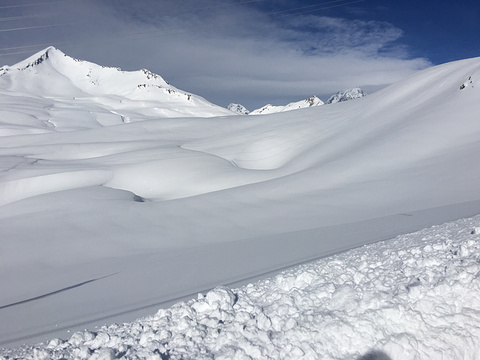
2, 215, 480, 360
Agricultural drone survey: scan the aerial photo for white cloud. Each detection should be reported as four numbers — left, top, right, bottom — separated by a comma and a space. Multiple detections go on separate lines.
0, 0, 431, 109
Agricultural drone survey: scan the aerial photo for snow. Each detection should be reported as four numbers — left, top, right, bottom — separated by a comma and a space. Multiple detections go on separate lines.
249, 95, 324, 114
0, 47, 235, 124
326, 87, 367, 104
227, 103, 250, 115
248, 89, 366, 115
1, 48, 480, 356
2, 214, 480, 359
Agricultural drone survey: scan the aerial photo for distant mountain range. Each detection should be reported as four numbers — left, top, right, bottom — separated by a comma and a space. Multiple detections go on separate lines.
248, 96, 325, 115
228, 89, 367, 115
0, 47, 368, 123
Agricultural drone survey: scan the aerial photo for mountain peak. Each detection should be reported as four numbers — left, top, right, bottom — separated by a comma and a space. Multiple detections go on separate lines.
0, 47, 234, 121
304, 95, 324, 107
12, 46, 65, 70
228, 103, 250, 115
326, 87, 366, 104
1, 46, 174, 97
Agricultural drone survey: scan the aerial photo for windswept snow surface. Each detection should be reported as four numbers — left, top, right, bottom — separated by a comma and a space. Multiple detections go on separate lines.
1, 51, 480, 349
2, 215, 480, 359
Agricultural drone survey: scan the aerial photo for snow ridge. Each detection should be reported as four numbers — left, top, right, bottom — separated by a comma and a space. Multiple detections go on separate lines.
19, 47, 50, 69
4, 46, 171, 95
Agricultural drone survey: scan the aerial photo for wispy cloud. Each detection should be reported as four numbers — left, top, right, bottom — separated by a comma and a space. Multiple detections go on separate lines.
0, 0, 431, 109
283, 15, 404, 55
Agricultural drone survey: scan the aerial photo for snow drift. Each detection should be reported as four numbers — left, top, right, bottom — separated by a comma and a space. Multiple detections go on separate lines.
1, 49, 480, 349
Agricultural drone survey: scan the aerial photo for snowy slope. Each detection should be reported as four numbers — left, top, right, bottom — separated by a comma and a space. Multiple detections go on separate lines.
2, 215, 480, 359
0, 46, 233, 131
326, 87, 366, 104
249, 95, 324, 114
1, 53, 480, 349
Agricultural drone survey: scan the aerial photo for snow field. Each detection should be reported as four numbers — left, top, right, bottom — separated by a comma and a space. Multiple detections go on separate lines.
2, 49, 480, 353
2, 215, 480, 360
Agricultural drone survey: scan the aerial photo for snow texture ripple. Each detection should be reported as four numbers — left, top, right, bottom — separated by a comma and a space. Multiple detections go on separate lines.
2, 215, 480, 360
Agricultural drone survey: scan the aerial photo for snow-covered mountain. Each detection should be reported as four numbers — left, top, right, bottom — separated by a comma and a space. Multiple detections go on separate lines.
326, 87, 366, 104
1, 49, 480, 356
227, 102, 250, 115
0, 47, 234, 127
250, 95, 324, 115
248, 89, 365, 116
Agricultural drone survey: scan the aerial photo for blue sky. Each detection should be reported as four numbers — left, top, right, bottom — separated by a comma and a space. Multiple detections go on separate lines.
0, 0, 479, 109
309, 0, 479, 63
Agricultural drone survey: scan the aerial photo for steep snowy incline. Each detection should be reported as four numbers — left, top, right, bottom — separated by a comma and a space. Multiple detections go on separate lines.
0, 46, 169, 98
0, 47, 234, 129
2, 215, 480, 359
0, 55, 480, 347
